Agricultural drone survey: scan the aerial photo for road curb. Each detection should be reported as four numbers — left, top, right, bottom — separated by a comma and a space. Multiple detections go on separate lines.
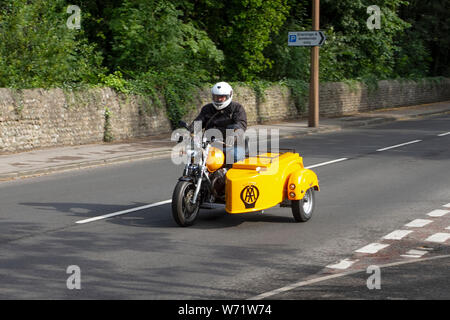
0, 149, 173, 181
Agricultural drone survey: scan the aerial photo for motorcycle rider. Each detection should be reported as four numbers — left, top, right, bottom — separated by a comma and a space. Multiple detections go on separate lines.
189, 81, 247, 163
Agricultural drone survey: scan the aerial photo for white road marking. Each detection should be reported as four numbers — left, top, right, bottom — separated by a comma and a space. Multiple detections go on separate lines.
305, 158, 348, 169
326, 259, 359, 270
247, 254, 450, 300
425, 233, 450, 243
75, 199, 172, 224
427, 209, 449, 217
443, 203, 450, 208
405, 249, 428, 257
404, 219, 433, 228
376, 140, 422, 152
248, 272, 347, 300
446, 226, 450, 230
355, 243, 390, 254
437, 132, 450, 137
382, 230, 413, 240
401, 249, 428, 259
400, 254, 422, 259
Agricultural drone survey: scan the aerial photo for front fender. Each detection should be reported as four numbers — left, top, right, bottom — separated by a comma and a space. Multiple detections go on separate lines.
287, 169, 319, 200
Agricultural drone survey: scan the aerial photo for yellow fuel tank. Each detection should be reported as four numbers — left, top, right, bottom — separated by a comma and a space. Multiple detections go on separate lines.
206, 147, 225, 172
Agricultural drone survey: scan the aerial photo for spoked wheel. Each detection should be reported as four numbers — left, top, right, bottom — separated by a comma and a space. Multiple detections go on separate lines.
291, 188, 315, 222
172, 181, 200, 227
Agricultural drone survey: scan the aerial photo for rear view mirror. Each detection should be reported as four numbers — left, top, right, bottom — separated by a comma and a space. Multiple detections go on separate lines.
178, 120, 188, 129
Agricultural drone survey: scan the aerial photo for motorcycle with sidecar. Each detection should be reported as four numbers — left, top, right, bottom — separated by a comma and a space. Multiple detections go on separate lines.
171, 122, 319, 227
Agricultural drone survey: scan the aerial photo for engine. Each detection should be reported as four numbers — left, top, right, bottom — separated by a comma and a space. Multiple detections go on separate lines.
209, 168, 227, 202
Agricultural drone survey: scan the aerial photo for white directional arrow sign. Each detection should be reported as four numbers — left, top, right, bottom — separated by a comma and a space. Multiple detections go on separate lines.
288, 31, 326, 47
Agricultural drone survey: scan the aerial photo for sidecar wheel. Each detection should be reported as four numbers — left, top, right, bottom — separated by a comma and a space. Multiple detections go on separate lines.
291, 188, 315, 222
172, 181, 200, 227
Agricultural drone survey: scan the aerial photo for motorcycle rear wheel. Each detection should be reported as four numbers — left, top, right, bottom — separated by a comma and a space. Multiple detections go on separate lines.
172, 181, 200, 227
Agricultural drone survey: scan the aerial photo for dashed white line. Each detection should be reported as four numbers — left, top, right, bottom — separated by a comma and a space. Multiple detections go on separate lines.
404, 219, 433, 228
383, 230, 413, 240
326, 259, 359, 270
427, 209, 449, 217
248, 255, 450, 300
376, 140, 422, 152
76, 199, 172, 224
425, 233, 450, 243
400, 255, 421, 259
437, 132, 450, 137
355, 243, 390, 254
305, 158, 348, 169
401, 249, 428, 259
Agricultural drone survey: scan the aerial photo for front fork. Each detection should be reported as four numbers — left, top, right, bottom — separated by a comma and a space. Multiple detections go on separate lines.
191, 144, 210, 204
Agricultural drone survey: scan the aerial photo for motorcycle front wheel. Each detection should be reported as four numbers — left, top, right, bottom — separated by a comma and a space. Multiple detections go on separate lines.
172, 181, 200, 227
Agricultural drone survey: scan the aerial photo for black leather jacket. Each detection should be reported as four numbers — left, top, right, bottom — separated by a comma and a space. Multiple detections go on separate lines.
190, 101, 247, 137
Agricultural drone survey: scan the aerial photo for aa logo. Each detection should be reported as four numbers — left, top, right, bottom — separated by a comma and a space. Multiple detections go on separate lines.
240, 185, 260, 208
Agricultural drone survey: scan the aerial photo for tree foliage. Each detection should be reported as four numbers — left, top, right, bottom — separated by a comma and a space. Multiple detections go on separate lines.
106, 0, 224, 126
0, 0, 104, 88
0, 0, 448, 123
216, 0, 291, 80
398, 0, 450, 77
320, 0, 411, 80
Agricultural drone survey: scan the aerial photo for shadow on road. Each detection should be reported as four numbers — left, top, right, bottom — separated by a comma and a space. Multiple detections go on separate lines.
19, 201, 296, 230
0, 203, 317, 299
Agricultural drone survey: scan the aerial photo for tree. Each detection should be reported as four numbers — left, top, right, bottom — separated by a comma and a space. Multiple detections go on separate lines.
180, 0, 290, 81
107, 0, 224, 126
399, 0, 450, 77
320, 0, 410, 80
0, 0, 104, 88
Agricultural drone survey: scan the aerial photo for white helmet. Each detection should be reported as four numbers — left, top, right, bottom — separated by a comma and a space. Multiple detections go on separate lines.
211, 82, 233, 110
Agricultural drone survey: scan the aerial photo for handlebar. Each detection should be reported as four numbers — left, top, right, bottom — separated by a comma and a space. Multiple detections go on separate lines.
177, 134, 233, 148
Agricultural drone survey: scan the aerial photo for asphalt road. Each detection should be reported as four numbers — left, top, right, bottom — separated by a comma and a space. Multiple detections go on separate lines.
0, 114, 449, 300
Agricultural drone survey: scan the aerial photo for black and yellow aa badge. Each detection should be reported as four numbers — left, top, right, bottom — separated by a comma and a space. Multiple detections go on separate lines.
240, 185, 260, 209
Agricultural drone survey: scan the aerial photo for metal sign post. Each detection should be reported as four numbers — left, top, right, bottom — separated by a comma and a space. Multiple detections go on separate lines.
288, 0, 323, 128
310, 0, 320, 128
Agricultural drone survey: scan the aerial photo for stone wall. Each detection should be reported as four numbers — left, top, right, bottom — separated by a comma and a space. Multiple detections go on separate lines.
186, 84, 298, 125
1, 78, 449, 153
0, 87, 171, 153
318, 79, 450, 117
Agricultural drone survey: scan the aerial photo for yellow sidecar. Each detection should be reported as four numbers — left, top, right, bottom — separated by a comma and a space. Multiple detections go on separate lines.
225, 151, 319, 222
